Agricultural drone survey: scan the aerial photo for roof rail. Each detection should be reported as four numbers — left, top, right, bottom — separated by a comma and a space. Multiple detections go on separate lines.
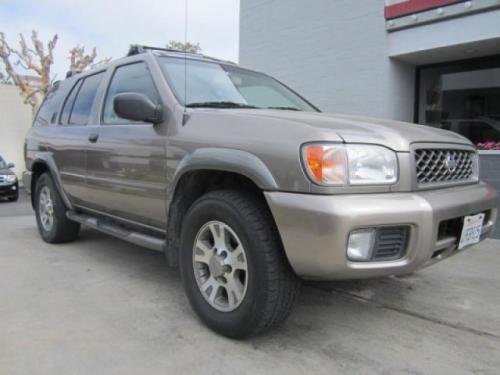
126, 44, 236, 65
127, 44, 198, 57
65, 70, 81, 78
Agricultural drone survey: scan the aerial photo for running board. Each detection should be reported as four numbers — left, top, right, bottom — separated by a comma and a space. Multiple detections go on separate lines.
66, 211, 165, 252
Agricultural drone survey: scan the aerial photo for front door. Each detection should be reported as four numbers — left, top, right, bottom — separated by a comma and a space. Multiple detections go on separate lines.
84, 61, 168, 229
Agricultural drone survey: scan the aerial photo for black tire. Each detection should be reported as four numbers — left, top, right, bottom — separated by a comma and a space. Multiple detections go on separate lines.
34, 173, 80, 243
180, 190, 301, 338
8, 194, 18, 202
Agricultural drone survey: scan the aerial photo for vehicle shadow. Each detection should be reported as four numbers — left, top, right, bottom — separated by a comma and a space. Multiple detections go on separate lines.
75, 226, 180, 283
73, 226, 415, 338
24, 224, 499, 373
0, 198, 17, 203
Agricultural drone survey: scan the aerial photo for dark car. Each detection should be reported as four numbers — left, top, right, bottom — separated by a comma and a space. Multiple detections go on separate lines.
0, 156, 19, 202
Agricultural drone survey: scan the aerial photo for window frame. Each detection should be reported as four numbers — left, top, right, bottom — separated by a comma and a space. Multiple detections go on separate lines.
66, 71, 106, 126
58, 79, 83, 126
158, 55, 321, 112
33, 82, 64, 127
57, 70, 106, 127
100, 61, 162, 126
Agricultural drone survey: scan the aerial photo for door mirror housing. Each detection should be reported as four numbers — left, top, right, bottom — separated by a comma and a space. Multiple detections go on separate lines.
7, 163, 14, 169
113, 92, 164, 124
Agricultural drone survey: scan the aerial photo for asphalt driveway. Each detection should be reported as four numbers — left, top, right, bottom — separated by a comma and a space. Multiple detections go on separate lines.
0, 194, 499, 374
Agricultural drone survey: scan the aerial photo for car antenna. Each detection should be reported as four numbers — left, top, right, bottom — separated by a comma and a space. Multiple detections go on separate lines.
182, 0, 189, 126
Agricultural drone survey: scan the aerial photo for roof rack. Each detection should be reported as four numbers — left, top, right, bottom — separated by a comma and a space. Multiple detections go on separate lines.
65, 70, 81, 78
126, 44, 236, 65
127, 44, 200, 57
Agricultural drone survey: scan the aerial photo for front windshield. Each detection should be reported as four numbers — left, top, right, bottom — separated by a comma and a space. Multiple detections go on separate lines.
159, 56, 318, 112
0, 157, 6, 169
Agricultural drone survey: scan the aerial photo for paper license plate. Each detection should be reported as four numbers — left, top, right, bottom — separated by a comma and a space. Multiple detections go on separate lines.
458, 213, 485, 250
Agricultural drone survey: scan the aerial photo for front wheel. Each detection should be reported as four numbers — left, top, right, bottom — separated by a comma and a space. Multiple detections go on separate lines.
180, 190, 301, 338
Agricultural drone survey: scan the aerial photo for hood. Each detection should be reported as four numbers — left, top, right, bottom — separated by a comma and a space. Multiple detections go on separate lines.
224, 109, 472, 152
0, 168, 14, 175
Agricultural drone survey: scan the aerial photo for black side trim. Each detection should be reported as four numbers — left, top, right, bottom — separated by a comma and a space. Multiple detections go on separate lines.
66, 211, 165, 252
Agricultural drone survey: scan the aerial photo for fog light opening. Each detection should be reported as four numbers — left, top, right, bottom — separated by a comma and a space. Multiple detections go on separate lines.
347, 229, 376, 261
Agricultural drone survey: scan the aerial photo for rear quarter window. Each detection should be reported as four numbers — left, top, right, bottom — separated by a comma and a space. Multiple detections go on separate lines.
33, 83, 64, 127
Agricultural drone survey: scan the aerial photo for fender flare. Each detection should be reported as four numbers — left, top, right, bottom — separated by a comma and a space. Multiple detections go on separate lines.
169, 147, 278, 202
30, 152, 74, 210
163, 148, 279, 267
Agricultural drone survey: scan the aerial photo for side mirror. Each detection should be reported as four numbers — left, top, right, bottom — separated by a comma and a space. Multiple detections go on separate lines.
113, 92, 164, 124
7, 163, 14, 169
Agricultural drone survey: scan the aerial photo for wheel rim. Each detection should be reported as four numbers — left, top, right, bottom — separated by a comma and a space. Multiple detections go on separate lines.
192, 221, 249, 312
39, 186, 54, 232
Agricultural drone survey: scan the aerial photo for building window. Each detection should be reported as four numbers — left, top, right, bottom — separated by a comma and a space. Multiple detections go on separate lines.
417, 56, 500, 151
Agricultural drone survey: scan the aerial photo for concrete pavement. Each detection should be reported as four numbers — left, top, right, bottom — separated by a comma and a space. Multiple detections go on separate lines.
0, 191, 32, 217
0, 197, 499, 374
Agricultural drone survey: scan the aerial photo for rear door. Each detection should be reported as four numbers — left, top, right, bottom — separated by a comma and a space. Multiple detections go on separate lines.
30, 73, 104, 206
84, 60, 168, 229
55, 72, 105, 205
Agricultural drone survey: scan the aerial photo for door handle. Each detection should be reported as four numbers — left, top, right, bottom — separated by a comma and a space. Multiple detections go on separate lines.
88, 133, 99, 143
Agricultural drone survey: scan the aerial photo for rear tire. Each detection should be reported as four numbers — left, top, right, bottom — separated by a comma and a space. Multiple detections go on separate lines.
180, 190, 301, 338
34, 173, 80, 243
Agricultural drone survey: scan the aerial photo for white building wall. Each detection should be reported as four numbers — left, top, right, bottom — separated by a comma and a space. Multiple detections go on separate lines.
239, 0, 416, 122
0, 84, 33, 183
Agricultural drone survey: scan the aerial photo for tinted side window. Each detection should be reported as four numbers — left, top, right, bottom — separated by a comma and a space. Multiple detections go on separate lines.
34, 84, 63, 127
103, 63, 159, 124
59, 80, 82, 125
69, 72, 104, 125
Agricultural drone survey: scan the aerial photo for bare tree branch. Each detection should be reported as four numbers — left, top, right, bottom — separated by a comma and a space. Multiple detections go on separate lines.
68, 46, 97, 72
0, 30, 58, 109
0, 30, 109, 112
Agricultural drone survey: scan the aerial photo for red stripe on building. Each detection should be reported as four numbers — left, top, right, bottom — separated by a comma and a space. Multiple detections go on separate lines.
384, 0, 463, 19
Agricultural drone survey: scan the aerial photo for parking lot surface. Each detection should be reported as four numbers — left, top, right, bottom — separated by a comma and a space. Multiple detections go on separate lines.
1, 195, 499, 374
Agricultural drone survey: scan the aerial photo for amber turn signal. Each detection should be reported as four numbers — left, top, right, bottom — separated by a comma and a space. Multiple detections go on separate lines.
302, 144, 348, 185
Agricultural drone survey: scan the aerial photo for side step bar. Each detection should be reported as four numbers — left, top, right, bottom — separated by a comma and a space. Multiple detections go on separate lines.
66, 211, 165, 252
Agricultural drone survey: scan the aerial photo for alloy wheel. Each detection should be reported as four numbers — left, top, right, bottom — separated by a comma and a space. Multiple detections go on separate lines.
192, 221, 248, 312
39, 186, 55, 232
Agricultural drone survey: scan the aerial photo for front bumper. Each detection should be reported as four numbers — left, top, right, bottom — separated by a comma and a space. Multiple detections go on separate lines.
265, 182, 498, 280
0, 182, 19, 198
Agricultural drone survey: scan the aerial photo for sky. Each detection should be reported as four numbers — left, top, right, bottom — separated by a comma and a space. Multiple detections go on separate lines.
0, 0, 240, 81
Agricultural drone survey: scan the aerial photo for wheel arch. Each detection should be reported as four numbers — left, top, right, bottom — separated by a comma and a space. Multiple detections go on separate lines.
165, 150, 281, 268
170, 148, 279, 195
29, 154, 73, 210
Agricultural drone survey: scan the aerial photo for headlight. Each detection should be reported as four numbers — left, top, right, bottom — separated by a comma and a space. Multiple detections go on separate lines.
5, 175, 17, 183
301, 143, 398, 186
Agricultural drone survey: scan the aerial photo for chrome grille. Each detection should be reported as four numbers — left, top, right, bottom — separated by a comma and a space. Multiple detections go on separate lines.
414, 149, 475, 185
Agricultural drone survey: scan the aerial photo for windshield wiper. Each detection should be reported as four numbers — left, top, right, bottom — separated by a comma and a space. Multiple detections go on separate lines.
266, 106, 302, 111
186, 101, 257, 109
